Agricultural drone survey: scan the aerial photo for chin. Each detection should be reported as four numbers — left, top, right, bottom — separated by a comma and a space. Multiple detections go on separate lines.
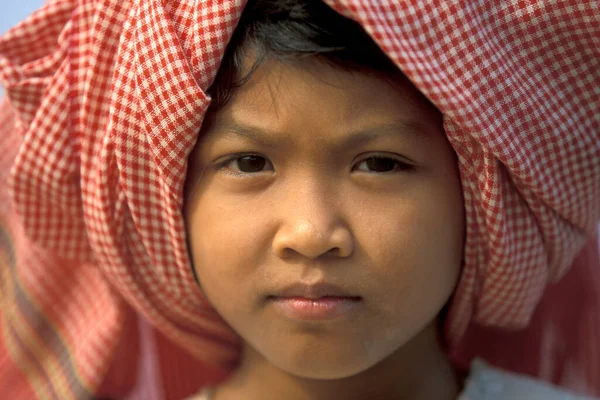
288, 366, 366, 380
283, 363, 369, 380
268, 347, 381, 380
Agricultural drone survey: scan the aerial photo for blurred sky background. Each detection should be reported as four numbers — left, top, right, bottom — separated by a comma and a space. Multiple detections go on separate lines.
0, 0, 45, 95
1, 0, 45, 35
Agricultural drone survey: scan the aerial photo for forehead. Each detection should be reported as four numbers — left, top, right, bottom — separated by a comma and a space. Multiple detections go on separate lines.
202, 58, 442, 144
234, 57, 432, 110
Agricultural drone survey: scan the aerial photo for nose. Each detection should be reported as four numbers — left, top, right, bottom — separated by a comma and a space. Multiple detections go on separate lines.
272, 204, 354, 260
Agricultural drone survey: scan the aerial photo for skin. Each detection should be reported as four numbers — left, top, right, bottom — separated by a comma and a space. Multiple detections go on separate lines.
184, 57, 466, 400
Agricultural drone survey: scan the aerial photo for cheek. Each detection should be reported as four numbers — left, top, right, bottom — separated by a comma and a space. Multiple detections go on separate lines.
185, 191, 270, 303
358, 180, 464, 314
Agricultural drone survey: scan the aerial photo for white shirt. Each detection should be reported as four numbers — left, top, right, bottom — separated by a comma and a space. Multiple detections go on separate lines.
459, 359, 597, 400
190, 358, 598, 400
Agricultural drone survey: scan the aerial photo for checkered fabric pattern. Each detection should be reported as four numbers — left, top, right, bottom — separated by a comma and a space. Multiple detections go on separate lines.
0, 0, 598, 398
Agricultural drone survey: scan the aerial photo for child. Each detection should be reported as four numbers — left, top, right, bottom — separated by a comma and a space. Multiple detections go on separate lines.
183, 1, 600, 399
0, 0, 598, 399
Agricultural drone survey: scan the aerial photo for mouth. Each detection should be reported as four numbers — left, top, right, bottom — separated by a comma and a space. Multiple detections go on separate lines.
268, 283, 362, 321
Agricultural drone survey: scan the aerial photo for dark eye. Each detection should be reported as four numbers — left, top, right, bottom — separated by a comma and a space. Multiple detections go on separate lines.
354, 156, 413, 173
221, 155, 273, 174
237, 155, 267, 172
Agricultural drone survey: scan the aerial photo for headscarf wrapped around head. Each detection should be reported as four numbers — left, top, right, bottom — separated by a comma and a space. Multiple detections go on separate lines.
0, 0, 598, 398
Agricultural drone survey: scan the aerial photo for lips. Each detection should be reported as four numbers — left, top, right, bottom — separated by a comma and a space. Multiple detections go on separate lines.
268, 283, 361, 321
271, 282, 358, 299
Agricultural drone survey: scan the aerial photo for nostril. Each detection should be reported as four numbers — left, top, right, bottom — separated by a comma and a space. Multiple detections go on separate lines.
326, 247, 341, 256
278, 246, 341, 260
272, 223, 354, 259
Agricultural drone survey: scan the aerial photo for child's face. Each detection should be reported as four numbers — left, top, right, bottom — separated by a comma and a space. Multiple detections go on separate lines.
184, 58, 465, 379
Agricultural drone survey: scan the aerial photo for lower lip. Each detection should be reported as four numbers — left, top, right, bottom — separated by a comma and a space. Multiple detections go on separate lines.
271, 296, 361, 321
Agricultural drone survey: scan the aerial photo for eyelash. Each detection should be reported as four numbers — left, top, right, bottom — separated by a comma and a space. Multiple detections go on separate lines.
215, 153, 415, 175
353, 155, 415, 173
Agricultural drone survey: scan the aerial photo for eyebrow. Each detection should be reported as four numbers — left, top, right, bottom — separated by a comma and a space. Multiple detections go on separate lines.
205, 119, 435, 150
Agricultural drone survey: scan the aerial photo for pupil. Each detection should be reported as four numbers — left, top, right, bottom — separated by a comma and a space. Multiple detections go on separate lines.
238, 155, 266, 172
366, 157, 396, 172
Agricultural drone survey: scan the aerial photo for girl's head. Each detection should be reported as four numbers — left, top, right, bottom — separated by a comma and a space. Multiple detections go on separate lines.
184, 0, 465, 380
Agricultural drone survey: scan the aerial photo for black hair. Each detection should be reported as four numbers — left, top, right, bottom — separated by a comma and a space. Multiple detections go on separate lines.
207, 0, 404, 111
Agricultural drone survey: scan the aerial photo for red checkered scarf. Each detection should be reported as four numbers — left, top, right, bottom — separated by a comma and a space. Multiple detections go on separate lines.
0, 0, 598, 398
